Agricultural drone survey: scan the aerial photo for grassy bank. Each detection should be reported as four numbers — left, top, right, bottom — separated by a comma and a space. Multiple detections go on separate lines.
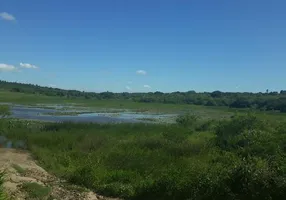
2, 113, 286, 199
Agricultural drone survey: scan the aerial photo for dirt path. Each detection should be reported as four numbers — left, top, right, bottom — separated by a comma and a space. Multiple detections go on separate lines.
0, 149, 118, 200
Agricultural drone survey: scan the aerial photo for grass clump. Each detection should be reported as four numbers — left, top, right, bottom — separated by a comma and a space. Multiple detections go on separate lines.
44, 111, 94, 116
0, 105, 10, 118
176, 113, 199, 127
137, 117, 157, 122
21, 182, 51, 199
12, 164, 26, 175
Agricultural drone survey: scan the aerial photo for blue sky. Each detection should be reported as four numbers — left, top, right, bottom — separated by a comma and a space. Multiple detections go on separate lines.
0, 0, 285, 93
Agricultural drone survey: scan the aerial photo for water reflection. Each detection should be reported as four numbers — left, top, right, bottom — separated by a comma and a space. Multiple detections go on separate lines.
9, 105, 176, 123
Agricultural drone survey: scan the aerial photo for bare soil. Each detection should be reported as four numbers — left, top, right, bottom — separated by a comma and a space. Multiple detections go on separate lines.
0, 149, 119, 200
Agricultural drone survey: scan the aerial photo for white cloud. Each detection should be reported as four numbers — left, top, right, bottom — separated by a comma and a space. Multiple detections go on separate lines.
143, 84, 151, 88
0, 12, 16, 21
20, 62, 38, 69
125, 86, 132, 91
48, 84, 57, 87
0, 63, 18, 72
136, 70, 147, 75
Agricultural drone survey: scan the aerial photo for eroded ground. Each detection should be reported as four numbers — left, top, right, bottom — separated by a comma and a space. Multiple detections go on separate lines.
0, 149, 118, 200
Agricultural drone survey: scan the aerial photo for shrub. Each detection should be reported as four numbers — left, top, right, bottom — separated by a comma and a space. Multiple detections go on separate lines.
215, 114, 269, 150
196, 119, 217, 131
0, 105, 10, 118
176, 113, 199, 128
21, 182, 51, 199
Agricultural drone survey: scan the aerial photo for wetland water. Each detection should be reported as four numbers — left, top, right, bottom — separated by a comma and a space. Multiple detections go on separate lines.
9, 105, 176, 123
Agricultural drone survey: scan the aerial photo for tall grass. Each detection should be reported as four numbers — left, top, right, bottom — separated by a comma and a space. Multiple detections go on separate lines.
1, 114, 286, 199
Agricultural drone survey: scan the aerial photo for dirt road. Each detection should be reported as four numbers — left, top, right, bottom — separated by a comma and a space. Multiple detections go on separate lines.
0, 149, 117, 200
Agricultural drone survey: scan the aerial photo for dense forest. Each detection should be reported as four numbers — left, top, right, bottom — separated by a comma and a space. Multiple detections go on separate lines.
1, 80, 286, 112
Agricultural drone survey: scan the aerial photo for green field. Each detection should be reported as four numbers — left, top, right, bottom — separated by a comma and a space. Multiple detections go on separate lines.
1, 113, 286, 200
2, 91, 286, 199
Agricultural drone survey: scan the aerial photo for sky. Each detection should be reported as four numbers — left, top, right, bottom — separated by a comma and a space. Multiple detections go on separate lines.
0, 0, 286, 93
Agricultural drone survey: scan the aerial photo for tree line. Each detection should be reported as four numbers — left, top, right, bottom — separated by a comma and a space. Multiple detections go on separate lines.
1, 80, 286, 112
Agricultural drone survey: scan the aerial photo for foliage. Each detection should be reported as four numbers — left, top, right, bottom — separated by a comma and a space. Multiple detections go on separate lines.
176, 113, 199, 128
215, 114, 269, 150
2, 114, 286, 199
21, 182, 51, 199
12, 164, 26, 175
0, 106, 10, 118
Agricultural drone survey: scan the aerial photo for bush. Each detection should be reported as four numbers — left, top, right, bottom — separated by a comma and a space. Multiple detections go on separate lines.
0, 106, 10, 118
21, 182, 51, 199
176, 113, 199, 128
196, 119, 217, 131
215, 114, 270, 150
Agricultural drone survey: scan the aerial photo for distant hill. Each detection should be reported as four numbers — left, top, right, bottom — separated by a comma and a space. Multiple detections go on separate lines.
1, 80, 286, 112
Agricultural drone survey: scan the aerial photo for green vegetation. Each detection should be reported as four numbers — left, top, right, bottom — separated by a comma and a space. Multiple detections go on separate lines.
12, 164, 26, 175
2, 112, 286, 200
176, 113, 199, 127
2, 88, 286, 200
43, 111, 93, 116
0, 105, 10, 118
136, 117, 157, 122
1, 80, 286, 113
2, 90, 286, 124
21, 182, 51, 199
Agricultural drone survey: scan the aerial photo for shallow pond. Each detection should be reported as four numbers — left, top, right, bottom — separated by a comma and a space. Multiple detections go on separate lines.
9, 105, 176, 123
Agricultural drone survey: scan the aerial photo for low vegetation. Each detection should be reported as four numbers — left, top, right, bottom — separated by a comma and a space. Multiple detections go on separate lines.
1, 109, 286, 200
136, 117, 157, 122
21, 182, 51, 199
12, 164, 26, 175
43, 111, 93, 116
0, 105, 10, 118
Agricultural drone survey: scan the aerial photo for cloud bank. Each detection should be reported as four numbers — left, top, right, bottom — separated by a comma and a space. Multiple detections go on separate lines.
0, 63, 18, 72
20, 63, 38, 69
0, 12, 16, 21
